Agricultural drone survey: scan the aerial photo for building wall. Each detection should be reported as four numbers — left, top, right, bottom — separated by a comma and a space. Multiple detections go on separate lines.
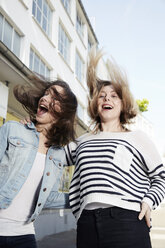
0, 0, 99, 126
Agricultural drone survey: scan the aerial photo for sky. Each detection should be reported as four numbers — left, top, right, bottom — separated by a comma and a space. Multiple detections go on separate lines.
82, 0, 165, 155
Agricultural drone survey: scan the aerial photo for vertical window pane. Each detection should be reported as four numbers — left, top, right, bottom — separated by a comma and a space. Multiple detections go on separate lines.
46, 67, 50, 78
13, 31, 20, 57
48, 9, 51, 23
37, 0, 42, 9
58, 24, 70, 63
0, 13, 3, 40
37, 8, 41, 24
43, 2, 48, 17
62, 0, 70, 14
77, 103, 84, 120
32, 1, 36, 16
34, 54, 40, 74
88, 38, 92, 51
29, 49, 34, 70
76, 13, 83, 38
42, 17, 47, 32
40, 60, 45, 76
76, 52, 84, 82
3, 20, 12, 49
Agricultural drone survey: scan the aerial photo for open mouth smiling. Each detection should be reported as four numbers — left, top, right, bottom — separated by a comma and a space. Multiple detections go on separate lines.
102, 104, 113, 110
37, 104, 49, 115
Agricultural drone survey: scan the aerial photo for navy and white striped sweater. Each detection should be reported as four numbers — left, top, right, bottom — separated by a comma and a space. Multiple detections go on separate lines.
65, 130, 165, 220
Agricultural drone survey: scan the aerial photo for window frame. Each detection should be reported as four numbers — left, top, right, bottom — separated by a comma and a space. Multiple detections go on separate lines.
75, 51, 84, 83
0, 12, 21, 57
58, 22, 71, 64
77, 102, 85, 121
32, 0, 52, 37
29, 48, 51, 78
61, 0, 71, 15
76, 11, 84, 39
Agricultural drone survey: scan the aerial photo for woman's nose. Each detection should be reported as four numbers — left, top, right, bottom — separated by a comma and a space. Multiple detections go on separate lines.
43, 94, 51, 101
104, 95, 110, 101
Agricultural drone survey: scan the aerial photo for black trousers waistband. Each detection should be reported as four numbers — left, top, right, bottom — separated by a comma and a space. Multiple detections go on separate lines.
81, 206, 139, 219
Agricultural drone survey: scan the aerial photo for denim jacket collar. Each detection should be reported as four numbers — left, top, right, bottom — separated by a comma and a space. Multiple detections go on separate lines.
26, 122, 36, 130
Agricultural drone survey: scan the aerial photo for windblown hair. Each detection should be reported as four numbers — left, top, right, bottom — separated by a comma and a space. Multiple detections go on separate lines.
87, 49, 138, 132
14, 75, 77, 147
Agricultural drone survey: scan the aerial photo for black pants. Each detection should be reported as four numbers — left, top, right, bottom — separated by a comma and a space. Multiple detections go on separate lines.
77, 207, 152, 248
0, 234, 37, 248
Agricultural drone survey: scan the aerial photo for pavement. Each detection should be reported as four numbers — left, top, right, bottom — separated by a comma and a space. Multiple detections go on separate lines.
37, 229, 76, 248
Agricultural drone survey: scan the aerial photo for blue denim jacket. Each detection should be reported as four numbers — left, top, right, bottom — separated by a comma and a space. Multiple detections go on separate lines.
0, 121, 69, 223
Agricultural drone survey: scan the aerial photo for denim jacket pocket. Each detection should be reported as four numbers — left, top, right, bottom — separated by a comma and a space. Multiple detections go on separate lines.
52, 158, 64, 170
1, 137, 32, 169
0, 138, 29, 186
8, 137, 29, 148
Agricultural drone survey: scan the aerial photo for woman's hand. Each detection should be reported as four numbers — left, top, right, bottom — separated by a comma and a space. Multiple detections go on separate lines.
138, 202, 151, 228
20, 116, 31, 125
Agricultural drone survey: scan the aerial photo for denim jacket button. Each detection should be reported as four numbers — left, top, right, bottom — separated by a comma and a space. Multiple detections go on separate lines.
31, 219, 35, 222
17, 141, 20, 145
59, 163, 62, 167
38, 203, 41, 207
46, 172, 50, 176
43, 188, 47, 192
49, 156, 53, 160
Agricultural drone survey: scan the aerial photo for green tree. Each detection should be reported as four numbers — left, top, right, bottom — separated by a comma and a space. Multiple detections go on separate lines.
136, 98, 149, 112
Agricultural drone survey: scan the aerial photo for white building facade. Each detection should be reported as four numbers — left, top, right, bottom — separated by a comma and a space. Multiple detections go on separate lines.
0, 0, 101, 134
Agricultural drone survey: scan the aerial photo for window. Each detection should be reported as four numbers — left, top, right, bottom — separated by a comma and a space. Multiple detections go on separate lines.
29, 48, 50, 78
75, 51, 84, 83
0, 13, 21, 57
61, 0, 71, 15
58, 23, 70, 64
77, 103, 84, 121
76, 12, 83, 38
88, 37, 93, 51
32, 0, 52, 36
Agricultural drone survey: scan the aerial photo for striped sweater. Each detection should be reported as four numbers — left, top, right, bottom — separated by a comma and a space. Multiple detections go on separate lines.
65, 130, 165, 220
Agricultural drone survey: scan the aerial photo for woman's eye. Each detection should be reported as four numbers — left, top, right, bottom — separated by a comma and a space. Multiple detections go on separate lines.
99, 95, 105, 98
43, 92, 49, 96
52, 95, 57, 100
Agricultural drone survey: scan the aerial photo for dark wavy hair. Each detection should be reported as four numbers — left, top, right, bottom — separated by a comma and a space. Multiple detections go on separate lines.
14, 75, 77, 147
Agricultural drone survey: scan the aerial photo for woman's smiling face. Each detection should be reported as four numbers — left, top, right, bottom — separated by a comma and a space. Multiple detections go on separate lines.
97, 85, 122, 124
36, 85, 64, 127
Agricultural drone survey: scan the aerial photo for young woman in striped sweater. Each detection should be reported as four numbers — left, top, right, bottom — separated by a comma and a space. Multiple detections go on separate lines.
65, 51, 165, 248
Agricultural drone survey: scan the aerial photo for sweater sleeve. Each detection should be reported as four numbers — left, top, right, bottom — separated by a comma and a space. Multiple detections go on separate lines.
64, 141, 77, 166
137, 131, 165, 210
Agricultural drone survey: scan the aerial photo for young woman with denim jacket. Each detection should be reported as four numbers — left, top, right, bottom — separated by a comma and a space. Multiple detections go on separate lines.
0, 77, 77, 248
